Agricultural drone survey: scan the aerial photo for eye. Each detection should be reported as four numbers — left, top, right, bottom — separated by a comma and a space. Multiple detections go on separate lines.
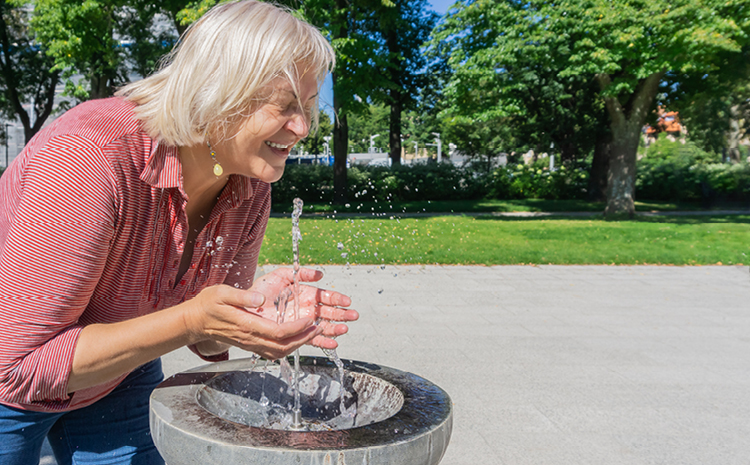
283, 100, 299, 114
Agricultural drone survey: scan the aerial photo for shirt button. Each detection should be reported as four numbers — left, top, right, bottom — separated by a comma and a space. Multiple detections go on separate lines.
179, 279, 186, 286
190, 263, 196, 269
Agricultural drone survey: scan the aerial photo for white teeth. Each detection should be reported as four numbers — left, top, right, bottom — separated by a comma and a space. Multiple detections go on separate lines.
265, 141, 290, 150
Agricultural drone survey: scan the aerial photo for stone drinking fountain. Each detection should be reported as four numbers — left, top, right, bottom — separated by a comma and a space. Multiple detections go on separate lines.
149, 199, 452, 464
150, 356, 452, 464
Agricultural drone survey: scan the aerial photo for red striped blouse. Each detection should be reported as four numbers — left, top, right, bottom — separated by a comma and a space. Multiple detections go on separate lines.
0, 97, 271, 412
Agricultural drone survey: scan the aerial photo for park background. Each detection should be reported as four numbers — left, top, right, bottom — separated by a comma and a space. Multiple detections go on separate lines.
0, 0, 748, 265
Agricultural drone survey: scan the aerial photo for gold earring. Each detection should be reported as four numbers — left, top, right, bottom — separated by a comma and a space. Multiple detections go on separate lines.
206, 140, 223, 177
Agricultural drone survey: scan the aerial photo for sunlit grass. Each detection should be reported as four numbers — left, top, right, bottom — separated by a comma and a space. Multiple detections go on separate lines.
260, 214, 750, 266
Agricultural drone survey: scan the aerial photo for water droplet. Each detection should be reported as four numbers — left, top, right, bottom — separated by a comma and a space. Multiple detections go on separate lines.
378, 289, 383, 294
215, 236, 224, 246
341, 253, 348, 259
337, 242, 344, 250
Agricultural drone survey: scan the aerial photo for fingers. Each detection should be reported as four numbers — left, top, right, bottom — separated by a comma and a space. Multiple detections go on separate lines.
269, 267, 323, 284
229, 314, 324, 360
307, 323, 350, 350
307, 305, 358, 322
314, 288, 352, 308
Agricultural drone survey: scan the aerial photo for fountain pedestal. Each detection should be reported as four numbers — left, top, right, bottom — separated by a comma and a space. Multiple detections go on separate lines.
150, 356, 453, 465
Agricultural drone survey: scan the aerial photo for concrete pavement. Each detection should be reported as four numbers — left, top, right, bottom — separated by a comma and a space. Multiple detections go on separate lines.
41, 264, 750, 464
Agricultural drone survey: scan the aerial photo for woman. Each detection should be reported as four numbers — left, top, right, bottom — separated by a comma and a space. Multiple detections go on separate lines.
0, 2, 357, 464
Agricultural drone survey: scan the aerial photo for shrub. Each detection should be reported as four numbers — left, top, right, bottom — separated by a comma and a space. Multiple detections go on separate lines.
272, 162, 490, 206
488, 158, 589, 200
636, 134, 750, 203
272, 164, 334, 205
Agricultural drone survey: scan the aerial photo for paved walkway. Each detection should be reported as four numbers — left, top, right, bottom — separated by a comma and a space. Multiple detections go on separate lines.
41, 265, 750, 464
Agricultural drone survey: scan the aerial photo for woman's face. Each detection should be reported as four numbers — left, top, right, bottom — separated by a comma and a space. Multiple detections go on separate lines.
216, 71, 318, 183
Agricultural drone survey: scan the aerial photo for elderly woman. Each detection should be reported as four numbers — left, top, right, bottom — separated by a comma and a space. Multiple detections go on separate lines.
0, 2, 357, 464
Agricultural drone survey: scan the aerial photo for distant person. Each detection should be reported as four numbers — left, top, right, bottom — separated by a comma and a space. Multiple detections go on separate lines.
0, 2, 357, 464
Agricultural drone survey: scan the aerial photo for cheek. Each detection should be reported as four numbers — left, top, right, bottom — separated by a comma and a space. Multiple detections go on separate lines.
246, 109, 283, 134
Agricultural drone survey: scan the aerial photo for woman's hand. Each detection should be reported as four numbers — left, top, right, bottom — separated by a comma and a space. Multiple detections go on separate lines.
249, 267, 358, 350
184, 284, 325, 360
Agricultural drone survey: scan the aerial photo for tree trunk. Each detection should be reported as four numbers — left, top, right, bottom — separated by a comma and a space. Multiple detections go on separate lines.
604, 124, 641, 217
726, 105, 741, 163
0, 4, 59, 143
588, 131, 610, 202
89, 72, 113, 100
332, 74, 349, 204
389, 95, 402, 166
24, 70, 60, 143
597, 72, 664, 217
385, 22, 402, 167
330, 0, 349, 205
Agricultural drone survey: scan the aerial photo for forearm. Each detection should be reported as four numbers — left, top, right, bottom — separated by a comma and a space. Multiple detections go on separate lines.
67, 301, 198, 394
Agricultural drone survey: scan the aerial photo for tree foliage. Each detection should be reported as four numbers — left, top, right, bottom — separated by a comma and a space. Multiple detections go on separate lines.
15, 0, 183, 101
282, 0, 392, 203
433, 0, 750, 216
664, 45, 750, 160
368, 0, 438, 165
0, 1, 58, 142
302, 110, 333, 156
348, 103, 389, 153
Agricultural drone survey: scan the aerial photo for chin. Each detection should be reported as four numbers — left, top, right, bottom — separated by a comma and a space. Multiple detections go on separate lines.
263, 166, 286, 184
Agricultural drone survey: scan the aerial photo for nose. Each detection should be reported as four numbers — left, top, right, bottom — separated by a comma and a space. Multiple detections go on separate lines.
286, 111, 310, 139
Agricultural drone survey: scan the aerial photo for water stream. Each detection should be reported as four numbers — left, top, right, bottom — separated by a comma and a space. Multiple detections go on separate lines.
244, 198, 355, 431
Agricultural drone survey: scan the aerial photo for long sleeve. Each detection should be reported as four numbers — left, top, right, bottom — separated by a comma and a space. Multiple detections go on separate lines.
0, 134, 118, 410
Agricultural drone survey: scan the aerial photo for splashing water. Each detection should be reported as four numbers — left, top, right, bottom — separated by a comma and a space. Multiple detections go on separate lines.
290, 198, 304, 429
242, 198, 356, 431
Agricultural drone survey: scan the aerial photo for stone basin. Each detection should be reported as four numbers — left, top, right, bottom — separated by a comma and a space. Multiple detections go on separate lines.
150, 356, 453, 465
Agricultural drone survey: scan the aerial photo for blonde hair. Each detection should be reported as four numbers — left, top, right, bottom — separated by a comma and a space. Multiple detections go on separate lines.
117, 1, 335, 146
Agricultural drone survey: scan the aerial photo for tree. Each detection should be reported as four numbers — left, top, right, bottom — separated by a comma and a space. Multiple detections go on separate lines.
302, 109, 333, 158
20, 0, 184, 101
26, 0, 125, 100
665, 45, 750, 162
433, 1, 610, 195
285, 0, 390, 204
347, 103, 389, 153
0, 1, 58, 143
433, 0, 750, 216
370, 0, 437, 166
119, 0, 180, 78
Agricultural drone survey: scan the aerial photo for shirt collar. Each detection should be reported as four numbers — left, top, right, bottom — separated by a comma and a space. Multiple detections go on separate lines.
140, 139, 256, 206
140, 139, 181, 189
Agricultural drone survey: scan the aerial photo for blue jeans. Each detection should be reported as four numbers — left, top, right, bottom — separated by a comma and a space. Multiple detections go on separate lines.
0, 358, 164, 465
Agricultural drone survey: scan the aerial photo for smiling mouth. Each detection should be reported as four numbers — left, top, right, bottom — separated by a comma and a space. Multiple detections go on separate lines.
265, 141, 293, 151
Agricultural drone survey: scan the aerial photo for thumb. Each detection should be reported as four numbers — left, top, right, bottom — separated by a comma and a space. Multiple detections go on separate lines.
241, 289, 266, 308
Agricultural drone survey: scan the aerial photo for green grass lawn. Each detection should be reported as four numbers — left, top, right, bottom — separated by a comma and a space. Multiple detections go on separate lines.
259, 214, 750, 266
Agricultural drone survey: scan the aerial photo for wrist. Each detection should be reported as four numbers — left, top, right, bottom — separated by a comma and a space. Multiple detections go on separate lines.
188, 340, 230, 362
193, 339, 231, 356
180, 301, 205, 345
